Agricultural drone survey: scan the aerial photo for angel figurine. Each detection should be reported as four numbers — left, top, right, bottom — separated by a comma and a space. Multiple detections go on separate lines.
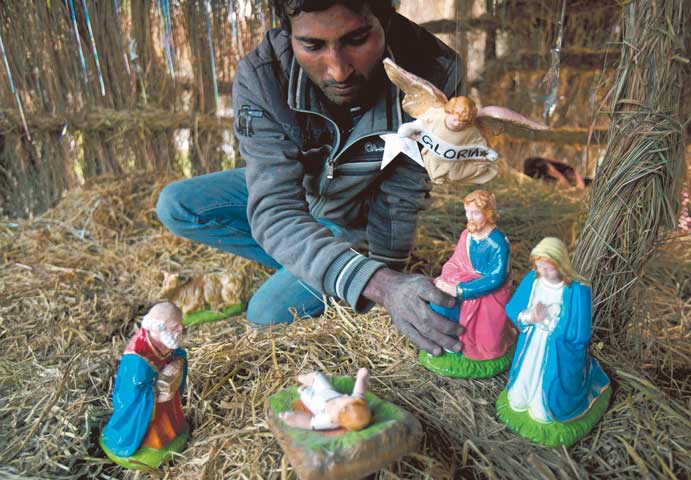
382, 57, 548, 184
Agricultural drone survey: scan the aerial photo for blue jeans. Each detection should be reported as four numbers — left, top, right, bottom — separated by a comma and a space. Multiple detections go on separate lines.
156, 168, 337, 325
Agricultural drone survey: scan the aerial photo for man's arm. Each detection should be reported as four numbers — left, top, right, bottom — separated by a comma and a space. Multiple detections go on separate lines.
233, 59, 385, 309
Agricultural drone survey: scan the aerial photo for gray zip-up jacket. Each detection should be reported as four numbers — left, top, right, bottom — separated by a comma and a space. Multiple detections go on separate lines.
232, 12, 463, 312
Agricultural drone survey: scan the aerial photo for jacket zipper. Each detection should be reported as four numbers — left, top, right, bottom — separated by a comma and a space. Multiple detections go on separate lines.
335, 160, 382, 175
289, 106, 396, 214
289, 106, 341, 177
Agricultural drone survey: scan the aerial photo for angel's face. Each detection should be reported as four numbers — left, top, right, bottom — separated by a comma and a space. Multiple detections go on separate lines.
444, 114, 471, 132
289, 4, 386, 106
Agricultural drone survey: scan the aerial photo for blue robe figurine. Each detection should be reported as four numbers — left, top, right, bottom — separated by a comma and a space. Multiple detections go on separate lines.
100, 303, 189, 469
496, 238, 611, 447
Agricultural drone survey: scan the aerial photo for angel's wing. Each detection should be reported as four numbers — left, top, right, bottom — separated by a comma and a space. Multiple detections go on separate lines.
383, 57, 447, 118
475, 106, 549, 139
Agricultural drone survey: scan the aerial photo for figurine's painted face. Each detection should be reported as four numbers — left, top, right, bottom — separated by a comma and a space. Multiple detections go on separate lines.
154, 315, 184, 350
465, 202, 488, 233
290, 4, 386, 106
535, 259, 563, 284
325, 395, 353, 419
444, 114, 471, 132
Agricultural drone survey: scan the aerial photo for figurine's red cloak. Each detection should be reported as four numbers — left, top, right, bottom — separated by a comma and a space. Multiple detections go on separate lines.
438, 230, 514, 360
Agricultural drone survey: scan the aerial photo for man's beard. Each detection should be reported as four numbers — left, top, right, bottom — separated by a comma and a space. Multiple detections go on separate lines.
160, 330, 181, 349
467, 221, 485, 233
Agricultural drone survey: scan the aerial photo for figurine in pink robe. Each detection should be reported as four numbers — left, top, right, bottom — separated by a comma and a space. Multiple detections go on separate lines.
433, 191, 516, 364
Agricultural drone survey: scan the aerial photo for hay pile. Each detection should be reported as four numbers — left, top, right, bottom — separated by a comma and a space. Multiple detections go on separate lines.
0, 172, 689, 479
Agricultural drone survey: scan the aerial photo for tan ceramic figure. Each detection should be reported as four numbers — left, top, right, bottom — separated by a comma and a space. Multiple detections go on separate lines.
160, 271, 248, 314
383, 57, 548, 184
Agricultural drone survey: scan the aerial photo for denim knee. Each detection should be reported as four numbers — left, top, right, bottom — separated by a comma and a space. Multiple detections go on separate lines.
156, 181, 191, 235
245, 291, 326, 326
246, 298, 292, 325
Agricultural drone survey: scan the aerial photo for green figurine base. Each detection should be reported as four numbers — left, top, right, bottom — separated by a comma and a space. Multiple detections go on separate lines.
418, 347, 514, 379
182, 303, 247, 327
267, 376, 422, 480
100, 423, 190, 470
495, 387, 612, 448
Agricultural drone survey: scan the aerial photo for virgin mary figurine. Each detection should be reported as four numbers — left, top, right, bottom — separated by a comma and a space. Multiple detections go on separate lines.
496, 238, 611, 447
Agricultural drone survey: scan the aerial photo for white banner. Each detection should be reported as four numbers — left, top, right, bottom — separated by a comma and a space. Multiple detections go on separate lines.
417, 131, 498, 162
381, 126, 498, 171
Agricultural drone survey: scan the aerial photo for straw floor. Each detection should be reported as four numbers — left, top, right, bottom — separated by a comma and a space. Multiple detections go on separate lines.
0, 171, 689, 479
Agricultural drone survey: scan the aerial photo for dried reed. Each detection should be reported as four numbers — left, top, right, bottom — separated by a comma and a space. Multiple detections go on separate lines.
1, 173, 688, 479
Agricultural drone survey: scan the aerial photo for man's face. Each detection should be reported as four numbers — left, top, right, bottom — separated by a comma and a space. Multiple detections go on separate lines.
465, 202, 488, 233
290, 4, 386, 106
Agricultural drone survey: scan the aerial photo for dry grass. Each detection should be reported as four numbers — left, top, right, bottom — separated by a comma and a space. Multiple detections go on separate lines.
0, 172, 689, 479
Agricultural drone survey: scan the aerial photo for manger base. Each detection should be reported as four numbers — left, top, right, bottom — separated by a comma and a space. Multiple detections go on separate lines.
100, 423, 189, 470
266, 376, 422, 480
495, 387, 611, 448
418, 347, 513, 379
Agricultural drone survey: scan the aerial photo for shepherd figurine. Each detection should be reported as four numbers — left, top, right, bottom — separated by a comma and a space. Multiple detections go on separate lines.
100, 302, 189, 469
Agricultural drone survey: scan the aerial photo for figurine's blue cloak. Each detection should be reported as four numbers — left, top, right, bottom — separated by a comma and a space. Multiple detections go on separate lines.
101, 349, 187, 457
506, 271, 609, 422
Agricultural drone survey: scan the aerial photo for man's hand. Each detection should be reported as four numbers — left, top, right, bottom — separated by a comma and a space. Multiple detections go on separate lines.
363, 268, 464, 356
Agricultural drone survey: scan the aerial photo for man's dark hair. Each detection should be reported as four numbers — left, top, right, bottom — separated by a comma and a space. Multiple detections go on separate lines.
270, 0, 394, 33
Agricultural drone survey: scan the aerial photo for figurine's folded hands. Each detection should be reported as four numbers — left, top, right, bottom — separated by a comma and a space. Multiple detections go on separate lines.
363, 268, 464, 356
528, 302, 548, 324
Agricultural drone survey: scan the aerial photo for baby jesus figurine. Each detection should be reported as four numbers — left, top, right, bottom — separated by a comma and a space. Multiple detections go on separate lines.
280, 368, 371, 432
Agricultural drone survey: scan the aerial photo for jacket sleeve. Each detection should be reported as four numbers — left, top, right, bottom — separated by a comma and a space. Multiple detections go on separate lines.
233, 60, 385, 311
